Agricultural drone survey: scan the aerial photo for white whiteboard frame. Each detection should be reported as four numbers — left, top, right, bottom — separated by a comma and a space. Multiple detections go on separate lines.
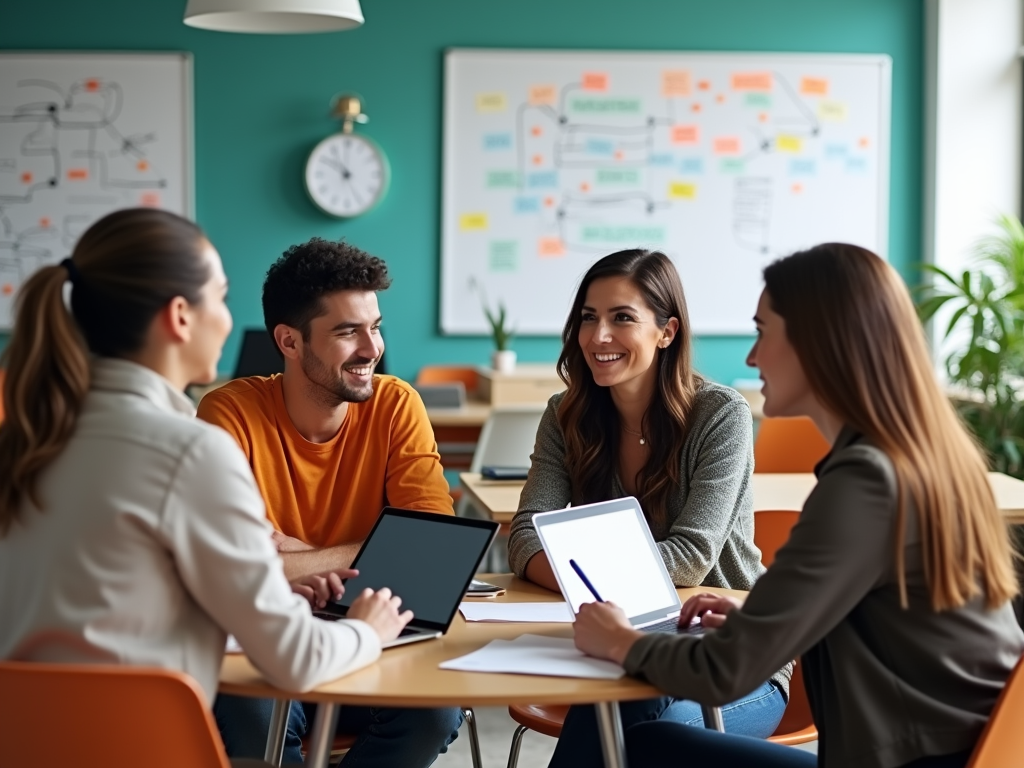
0, 52, 194, 329
440, 48, 891, 337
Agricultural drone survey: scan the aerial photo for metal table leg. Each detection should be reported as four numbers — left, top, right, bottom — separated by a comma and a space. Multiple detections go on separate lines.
701, 704, 725, 732
306, 702, 340, 768
264, 698, 289, 766
595, 701, 627, 768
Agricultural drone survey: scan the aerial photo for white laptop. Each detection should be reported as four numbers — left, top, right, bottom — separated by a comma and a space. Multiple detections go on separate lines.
533, 497, 703, 635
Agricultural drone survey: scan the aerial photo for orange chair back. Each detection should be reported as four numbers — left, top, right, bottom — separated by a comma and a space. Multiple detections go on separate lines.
416, 365, 479, 394
769, 660, 817, 744
754, 509, 800, 568
967, 656, 1024, 767
0, 661, 230, 768
754, 417, 830, 473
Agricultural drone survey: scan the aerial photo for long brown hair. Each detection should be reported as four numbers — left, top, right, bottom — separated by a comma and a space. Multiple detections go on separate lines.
557, 249, 702, 531
0, 208, 211, 534
764, 243, 1018, 610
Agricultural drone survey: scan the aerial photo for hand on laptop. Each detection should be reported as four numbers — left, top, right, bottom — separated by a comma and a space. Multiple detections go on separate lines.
347, 587, 414, 642
573, 601, 642, 665
291, 568, 358, 610
679, 593, 743, 629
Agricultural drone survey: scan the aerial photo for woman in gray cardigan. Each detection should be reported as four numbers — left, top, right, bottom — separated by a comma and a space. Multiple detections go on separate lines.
574, 244, 1024, 768
507, 249, 789, 767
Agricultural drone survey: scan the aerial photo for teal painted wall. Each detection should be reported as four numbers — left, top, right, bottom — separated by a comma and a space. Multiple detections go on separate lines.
1, 0, 923, 384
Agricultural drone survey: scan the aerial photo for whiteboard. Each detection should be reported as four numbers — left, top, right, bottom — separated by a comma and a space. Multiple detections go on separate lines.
441, 49, 890, 335
0, 52, 193, 329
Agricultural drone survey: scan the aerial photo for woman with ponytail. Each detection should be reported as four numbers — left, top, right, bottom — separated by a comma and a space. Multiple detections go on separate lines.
0, 209, 411, 709
574, 244, 1024, 768
507, 249, 790, 766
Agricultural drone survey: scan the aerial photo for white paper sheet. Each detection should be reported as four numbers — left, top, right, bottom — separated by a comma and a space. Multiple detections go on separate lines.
439, 634, 625, 680
459, 602, 574, 623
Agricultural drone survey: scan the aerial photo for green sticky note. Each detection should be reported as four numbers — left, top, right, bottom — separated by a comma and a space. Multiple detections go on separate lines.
596, 169, 640, 185
720, 158, 745, 173
489, 240, 518, 271
486, 170, 519, 188
745, 93, 772, 108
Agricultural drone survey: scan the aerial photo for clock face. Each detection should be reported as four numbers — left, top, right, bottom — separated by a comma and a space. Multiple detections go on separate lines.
305, 133, 389, 218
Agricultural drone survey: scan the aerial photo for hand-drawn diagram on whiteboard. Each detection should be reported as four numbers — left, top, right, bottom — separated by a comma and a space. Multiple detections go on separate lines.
0, 53, 192, 328
441, 50, 890, 335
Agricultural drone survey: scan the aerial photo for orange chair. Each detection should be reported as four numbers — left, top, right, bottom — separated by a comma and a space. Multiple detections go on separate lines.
0, 661, 234, 768
967, 655, 1024, 767
417, 365, 482, 473
416, 365, 480, 394
754, 417, 830, 473
754, 509, 801, 568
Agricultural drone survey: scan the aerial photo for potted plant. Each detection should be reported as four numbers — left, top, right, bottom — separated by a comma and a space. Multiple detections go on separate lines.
483, 301, 516, 373
916, 213, 1024, 478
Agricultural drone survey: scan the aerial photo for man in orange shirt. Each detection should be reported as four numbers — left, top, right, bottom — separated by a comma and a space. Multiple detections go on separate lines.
201, 239, 461, 766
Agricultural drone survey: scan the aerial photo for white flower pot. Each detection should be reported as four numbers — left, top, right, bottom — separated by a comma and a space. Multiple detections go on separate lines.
491, 349, 517, 373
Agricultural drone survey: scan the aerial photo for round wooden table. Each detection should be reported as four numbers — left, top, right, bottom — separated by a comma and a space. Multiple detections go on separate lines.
219, 574, 744, 768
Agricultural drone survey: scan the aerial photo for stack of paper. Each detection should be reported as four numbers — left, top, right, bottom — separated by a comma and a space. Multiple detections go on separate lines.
439, 634, 624, 680
459, 602, 573, 623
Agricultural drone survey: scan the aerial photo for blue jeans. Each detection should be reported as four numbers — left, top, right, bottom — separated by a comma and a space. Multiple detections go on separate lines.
548, 681, 786, 768
626, 721, 972, 768
213, 694, 462, 767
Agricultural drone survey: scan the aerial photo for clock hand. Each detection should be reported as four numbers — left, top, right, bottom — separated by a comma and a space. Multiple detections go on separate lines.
319, 156, 352, 179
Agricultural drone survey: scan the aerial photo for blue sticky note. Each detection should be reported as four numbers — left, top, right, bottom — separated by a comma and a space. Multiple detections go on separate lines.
824, 143, 847, 159
789, 159, 816, 176
679, 157, 703, 174
483, 133, 512, 151
586, 138, 614, 155
514, 196, 540, 213
527, 171, 559, 189
846, 156, 868, 172
648, 153, 674, 167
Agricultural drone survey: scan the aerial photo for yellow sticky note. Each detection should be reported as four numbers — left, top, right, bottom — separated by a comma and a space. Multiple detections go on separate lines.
476, 92, 507, 113
776, 135, 802, 153
460, 213, 489, 231
818, 100, 848, 121
668, 182, 697, 200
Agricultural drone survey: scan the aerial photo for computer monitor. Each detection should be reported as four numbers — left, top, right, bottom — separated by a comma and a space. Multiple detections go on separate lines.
233, 329, 284, 379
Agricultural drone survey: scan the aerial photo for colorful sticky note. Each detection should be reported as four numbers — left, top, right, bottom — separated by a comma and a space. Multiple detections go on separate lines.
720, 158, 745, 173
140, 192, 161, 207
20, 171, 32, 184
489, 241, 518, 272
776, 135, 802, 153
67, 168, 88, 180
648, 153, 674, 167
846, 156, 868, 173
586, 138, 614, 156
825, 143, 847, 158
538, 237, 566, 258
661, 70, 692, 97
486, 170, 519, 188
745, 93, 771, 108
582, 72, 609, 91
476, 92, 507, 113
526, 171, 558, 188
818, 101, 848, 122
800, 77, 829, 96
668, 182, 697, 200
529, 85, 557, 106
459, 213, 489, 231
790, 159, 816, 176
697, 80, 711, 91
1, 284, 13, 296
596, 169, 640, 184
713, 137, 741, 155
84, 78, 100, 92
136, 160, 149, 172
483, 133, 512, 151
514, 196, 540, 213
731, 72, 772, 91
671, 125, 699, 144
679, 157, 703, 174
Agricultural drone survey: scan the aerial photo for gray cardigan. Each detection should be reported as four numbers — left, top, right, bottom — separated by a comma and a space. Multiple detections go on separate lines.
509, 382, 764, 590
624, 427, 1024, 767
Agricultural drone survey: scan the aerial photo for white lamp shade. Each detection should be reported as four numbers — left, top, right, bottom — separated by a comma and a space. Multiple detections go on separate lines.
183, 0, 364, 33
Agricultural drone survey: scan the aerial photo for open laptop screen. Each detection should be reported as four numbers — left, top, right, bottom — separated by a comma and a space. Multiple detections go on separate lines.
534, 499, 680, 624
332, 509, 498, 631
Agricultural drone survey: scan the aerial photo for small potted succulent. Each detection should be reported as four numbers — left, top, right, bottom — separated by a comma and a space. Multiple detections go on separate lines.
484, 301, 516, 373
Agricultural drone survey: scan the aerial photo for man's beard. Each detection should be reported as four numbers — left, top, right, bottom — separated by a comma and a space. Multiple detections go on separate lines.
300, 345, 376, 408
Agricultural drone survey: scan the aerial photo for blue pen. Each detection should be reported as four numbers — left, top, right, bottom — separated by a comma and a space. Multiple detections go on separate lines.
569, 559, 604, 602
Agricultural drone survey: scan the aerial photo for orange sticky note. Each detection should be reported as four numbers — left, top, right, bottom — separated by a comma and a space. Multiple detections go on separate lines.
140, 192, 161, 207
691, 103, 702, 113
582, 72, 608, 91
758, 112, 768, 123
858, 136, 870, 148
67, 168, 88, 180
697, 80, 711, 91
531, 126, 543, 137
661, 70, 692, 97
2, 284, 14, 296
713, 137, 741, 155
529, 85, 557, 106
715, 94, 725, 103
20, 171, 32, 184
532, 154, 544, 166
792, 183, 803, 194
671, 125, 699, 144
614, 150, 624, 161
538, 237, 566, 258
85, 78, 100, 92
580, 182, 591, 192
137, 160, 149, 171
39, 217, 50, 228
731, 72, 772, 91
800, 77, 829, 96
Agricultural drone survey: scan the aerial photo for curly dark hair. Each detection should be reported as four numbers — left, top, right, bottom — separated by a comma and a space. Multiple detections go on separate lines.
262, 238, 392, 347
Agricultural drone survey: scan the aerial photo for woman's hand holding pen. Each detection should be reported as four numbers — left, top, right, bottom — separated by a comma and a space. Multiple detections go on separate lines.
573, 602, 643, 665
679, 592, 743, 629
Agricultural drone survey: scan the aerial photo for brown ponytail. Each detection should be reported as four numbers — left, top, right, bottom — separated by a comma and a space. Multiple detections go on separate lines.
0, 208, 210, 534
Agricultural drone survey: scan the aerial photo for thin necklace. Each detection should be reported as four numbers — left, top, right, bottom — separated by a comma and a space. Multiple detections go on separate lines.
621, 423, 647, 446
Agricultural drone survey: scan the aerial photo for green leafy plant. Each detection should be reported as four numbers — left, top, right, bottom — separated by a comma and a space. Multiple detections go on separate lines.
917, 214, 1024, 477
483, 301, 514, 351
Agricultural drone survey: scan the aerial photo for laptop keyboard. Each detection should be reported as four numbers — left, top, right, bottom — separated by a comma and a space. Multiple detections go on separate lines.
641, 617, 705, 636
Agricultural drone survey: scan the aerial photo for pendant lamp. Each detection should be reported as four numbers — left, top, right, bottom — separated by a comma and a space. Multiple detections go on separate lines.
183, 0, 364, 33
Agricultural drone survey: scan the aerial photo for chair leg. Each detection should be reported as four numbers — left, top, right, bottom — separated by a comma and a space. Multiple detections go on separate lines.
506, 724, 528, 768
462, 707, 484, 768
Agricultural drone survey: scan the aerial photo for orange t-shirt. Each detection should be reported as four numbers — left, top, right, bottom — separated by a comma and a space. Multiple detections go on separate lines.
197, 374, 453, 547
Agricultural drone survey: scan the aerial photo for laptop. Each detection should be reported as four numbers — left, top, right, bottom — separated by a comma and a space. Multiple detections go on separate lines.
533, 498, 703, 635
414, 382, 466, 409
314, 508, 499, 648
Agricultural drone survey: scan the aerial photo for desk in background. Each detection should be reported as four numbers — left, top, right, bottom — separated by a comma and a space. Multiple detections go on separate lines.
220, 574, 746, 768
460, 471, 1024, 525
